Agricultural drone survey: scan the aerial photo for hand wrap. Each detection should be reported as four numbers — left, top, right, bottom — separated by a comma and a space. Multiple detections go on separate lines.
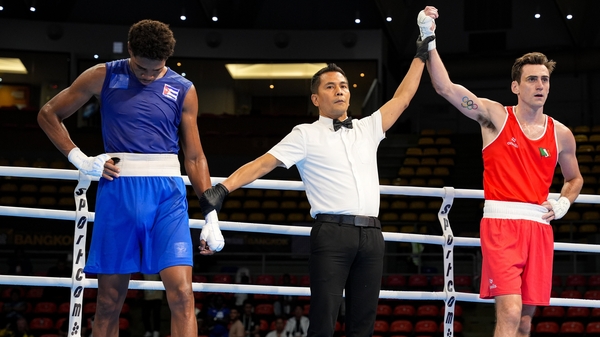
200, 210, 225, 252
547, 196, 570, 220
68, 148, 111, 177
199, 183, 229, 215
417, 10, 436, 51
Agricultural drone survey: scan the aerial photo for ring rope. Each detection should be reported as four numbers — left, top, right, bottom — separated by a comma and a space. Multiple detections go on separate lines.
2, 165, 600, 336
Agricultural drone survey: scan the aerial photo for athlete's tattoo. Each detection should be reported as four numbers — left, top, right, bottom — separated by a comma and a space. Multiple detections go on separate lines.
461, 96, 478, 110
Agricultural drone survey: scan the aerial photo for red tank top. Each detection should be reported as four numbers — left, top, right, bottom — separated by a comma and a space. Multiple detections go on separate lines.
482, 106, 558, 204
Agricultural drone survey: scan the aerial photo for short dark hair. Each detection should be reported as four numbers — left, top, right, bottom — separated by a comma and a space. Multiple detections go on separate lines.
128, 19, 175, 61
310, 63, 347, 94
511, 52, 556, 83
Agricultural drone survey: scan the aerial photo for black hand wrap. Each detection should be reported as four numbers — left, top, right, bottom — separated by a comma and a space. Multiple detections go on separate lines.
415, 36, 435, 62
199, 183, 230, 216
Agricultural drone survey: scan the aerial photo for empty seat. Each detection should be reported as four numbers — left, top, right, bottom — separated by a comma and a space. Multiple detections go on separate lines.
243, 199, 261, 209
587, 322, 600, 336
245, 189, 264, 198
261, 200, 279, 209
29, 317, 55, 332
536, 321, 560, 334
393, 304, 415, 318
248, 212, 266, 222
33, 302, 57, 315
254, 304, 274, 316
542, 306, 565, 320
376, 304, 392, 317
418, 137, 435, 146
566, 307, 590, 321
403, 157, 420, 166
389, 320, 413, 334
416, 304, 439, 318
414, 320, 437, 335
408, 275, 429, 289
373, 320, 389, 334
566, 275, 587, 288
255, 274, 276, 285
385, 274, 406, 288
560, 321, 584, 335
213, 274, 233, 283
561, 290, 582, 299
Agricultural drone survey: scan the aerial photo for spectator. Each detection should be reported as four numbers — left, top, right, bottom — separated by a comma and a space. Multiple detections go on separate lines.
206, 295, 230, 337
283, 305, 309, 337
273, 274, 295, 317
2, 289, 27, 319
265, 318, 285, 337
233, 274, 251, 308
0, 315, 33, 337
240, 301, 260, 337
228, 308, 244, 337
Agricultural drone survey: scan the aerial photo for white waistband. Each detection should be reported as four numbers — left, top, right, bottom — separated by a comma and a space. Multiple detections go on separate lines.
107, 153, 181, 177
483, 200, 550, 225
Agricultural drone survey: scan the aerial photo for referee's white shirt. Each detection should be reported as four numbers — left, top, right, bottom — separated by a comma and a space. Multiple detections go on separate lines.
267, 110, 384, 218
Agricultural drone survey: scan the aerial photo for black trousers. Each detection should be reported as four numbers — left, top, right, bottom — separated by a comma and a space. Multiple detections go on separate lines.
307, 221, 384, 337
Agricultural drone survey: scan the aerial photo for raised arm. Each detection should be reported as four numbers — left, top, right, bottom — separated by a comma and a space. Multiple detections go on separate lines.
421, 6, 506, 144
379, 58, 425, 132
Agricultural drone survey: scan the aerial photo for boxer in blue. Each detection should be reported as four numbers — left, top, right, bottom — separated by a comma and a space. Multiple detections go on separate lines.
38, 19, 224, 337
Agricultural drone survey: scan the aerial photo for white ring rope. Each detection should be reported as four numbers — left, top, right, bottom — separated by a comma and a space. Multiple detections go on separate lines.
2, 166, 600, 335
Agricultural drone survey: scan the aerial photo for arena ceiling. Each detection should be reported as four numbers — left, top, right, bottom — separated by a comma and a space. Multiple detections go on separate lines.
1, 0, 599, 57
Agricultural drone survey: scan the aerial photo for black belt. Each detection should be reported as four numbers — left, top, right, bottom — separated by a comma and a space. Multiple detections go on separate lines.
316, 214, 381, 229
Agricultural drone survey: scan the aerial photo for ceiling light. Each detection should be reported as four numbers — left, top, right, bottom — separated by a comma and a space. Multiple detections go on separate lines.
355, 11, 361, 24
180, 8, 186, 21
534, 13, 541, 19
0, 58, 28, 74
225, 63, 327, 80
566, 14, 573, 20
212, 9, 218, 22
386, 16, 392, 22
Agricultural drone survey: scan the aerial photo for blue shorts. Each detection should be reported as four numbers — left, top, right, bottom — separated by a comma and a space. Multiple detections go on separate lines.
84, 176, 192, 274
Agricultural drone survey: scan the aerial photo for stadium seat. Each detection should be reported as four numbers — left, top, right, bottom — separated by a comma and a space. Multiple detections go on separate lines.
29, 317, 55, 333
393, 304, 415, 319
376, 304, 392, 318
33, 302, 57, 315
560, 321, 584, 335
389, 320, 413, 335
413, 320, 437, 335
373, 320, 389, 334
590, 275, 600, 288
385, 274, 406, 289
255, 274, 276, 285
535, 321, 560, 335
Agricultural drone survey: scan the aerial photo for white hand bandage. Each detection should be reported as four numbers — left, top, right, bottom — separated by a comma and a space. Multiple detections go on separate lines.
68, 148, 111, 177
200, 210, 225, 252
417, 10, 436, 51
547, 196, 570, 220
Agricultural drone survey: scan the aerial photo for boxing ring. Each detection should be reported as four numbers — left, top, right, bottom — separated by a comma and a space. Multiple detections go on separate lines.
1, 165, 600, 337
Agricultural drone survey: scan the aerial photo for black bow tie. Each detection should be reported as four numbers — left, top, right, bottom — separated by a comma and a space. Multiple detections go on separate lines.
333, 117, 353, 131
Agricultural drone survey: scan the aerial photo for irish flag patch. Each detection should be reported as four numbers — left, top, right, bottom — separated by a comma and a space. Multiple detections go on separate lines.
539, 147, 550, 157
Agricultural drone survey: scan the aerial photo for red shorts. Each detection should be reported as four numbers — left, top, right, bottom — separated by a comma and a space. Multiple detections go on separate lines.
479, 206, 554, 305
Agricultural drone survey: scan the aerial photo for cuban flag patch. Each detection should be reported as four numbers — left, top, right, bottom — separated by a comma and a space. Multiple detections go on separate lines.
163, 84, 179, 101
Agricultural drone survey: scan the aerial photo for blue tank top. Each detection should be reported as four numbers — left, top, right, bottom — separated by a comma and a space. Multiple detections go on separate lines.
100, 59, 192, 154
